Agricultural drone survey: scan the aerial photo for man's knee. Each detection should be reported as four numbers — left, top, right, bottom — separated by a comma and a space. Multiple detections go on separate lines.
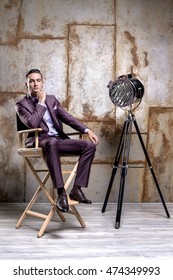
85, 140, 96, 153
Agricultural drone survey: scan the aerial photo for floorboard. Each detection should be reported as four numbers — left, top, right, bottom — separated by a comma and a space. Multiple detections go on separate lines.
0, 203, 173, 260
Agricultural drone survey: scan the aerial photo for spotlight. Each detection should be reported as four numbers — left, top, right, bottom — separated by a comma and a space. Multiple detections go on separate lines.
102, 73, 169, 230
107, 74, 144, 108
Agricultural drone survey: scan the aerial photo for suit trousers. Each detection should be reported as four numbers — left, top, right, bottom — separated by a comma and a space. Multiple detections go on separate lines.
39, 136, 96, 189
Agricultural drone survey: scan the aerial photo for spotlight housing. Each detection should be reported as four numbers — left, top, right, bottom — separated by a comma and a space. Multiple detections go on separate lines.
107, 74, 144, 108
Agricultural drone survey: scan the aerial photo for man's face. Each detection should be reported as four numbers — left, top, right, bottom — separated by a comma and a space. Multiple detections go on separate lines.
26, 72, 43, 97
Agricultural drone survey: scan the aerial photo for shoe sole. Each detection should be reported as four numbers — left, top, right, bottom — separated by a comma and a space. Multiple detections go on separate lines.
56, 205, 69, 212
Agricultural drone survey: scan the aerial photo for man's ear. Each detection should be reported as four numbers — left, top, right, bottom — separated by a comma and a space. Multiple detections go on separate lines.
25, 81, 30, 96
25, 77, 30, 89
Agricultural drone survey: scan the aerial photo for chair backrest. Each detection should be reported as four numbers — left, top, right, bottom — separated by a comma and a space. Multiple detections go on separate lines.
16, 114, 28, 132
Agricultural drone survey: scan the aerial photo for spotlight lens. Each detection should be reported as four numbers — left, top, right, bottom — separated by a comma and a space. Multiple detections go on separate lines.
107, 75, 144, 108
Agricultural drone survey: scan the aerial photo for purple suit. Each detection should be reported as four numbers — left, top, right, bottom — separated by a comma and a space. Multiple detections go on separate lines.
15, 95, 96, 189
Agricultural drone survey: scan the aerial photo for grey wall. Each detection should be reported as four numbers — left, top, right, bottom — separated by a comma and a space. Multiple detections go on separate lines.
0, 0, 173, 203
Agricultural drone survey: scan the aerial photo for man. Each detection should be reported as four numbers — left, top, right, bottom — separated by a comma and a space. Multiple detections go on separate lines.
16, 69, 98, 212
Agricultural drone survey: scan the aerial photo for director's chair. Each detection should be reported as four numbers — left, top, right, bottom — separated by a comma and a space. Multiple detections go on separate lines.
15, 114, 86, 238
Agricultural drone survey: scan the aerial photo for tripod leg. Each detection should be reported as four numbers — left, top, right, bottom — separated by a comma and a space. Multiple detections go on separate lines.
133, 117, 170, 218
102, 120, 127, 213
115, 118, 132, 228
115, 167, 127, 228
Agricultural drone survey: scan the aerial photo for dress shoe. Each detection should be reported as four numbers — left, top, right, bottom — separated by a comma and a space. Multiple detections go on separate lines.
56, 193, 69, 212
69, 187, 92, 204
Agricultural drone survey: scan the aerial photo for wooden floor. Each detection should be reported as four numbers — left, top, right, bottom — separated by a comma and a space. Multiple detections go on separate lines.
0, 202, 173, 260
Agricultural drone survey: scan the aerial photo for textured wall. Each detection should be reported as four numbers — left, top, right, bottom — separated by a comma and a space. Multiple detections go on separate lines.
0, 0, 173, 203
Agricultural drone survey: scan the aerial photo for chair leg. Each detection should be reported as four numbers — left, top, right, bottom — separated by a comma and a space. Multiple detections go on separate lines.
63, 161, 86, 228
16, 156, 86, 237
69, 205, 86, 228
37, 205, 56, 238
64, 161, 79, 190
16, 186, 42, 229
56, 209, 66, 222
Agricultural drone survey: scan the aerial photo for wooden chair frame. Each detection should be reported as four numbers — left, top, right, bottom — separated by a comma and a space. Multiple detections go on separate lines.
16, 127, 86, 238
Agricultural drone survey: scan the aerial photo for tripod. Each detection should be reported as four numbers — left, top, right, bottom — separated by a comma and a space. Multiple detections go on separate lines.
102, 109, 170, 229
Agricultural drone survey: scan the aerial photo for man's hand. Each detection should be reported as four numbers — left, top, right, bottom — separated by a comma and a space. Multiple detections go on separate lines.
87, 130, 99, 145
37, 90, 46, 104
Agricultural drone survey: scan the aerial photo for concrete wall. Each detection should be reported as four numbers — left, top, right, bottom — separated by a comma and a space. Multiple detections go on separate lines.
0, 0, 173, 203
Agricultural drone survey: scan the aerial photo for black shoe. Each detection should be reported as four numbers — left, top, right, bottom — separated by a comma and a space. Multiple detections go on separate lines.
69, 187, 92, 204
56, 193, 69, 212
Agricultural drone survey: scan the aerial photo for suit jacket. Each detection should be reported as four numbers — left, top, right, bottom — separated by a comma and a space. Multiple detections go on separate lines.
15, 94, 87, 147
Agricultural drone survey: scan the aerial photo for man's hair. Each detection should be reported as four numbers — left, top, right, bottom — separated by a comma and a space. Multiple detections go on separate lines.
25, 69, 43, 79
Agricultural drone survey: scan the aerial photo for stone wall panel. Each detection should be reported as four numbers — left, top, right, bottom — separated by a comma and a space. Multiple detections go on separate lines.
68, 25, 116, 120
143, 107, 173, 202
0, 0, 21, 44
0, 39, 68, 103
19, 0, 115, 38
0, 93, 24, 202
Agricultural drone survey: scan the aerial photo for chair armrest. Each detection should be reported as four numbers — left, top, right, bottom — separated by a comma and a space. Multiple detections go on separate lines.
18, 128, 42, 134
18, 128, 42, 149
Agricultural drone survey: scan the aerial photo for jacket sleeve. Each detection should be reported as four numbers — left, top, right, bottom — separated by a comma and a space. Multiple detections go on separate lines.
54, 99, 88, 133
15, 98, 47, 128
